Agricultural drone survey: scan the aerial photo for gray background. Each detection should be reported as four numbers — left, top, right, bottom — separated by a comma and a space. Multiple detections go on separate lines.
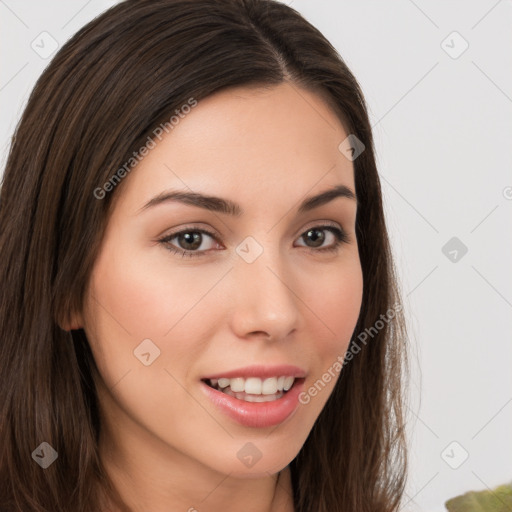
1, 1, 511, 510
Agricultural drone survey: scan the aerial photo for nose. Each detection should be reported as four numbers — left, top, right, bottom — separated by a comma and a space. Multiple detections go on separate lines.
228, 241, 300, 342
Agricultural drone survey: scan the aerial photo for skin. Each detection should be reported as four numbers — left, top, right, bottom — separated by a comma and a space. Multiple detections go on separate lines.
66, 82, 363, 512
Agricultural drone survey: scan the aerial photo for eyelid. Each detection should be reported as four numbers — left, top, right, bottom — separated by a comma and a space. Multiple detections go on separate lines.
159, 220, 344, 242
298, 219, 343, 235
157, 223, 220, 243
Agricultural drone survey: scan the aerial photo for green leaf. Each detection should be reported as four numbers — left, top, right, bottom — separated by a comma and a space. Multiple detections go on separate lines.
445, 482, 512, 512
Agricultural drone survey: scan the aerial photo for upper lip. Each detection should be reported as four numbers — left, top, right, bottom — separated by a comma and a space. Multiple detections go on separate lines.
201, 364, 307, 380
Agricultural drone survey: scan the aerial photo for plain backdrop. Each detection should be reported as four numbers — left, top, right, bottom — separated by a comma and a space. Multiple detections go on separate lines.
1, 1, 511, 511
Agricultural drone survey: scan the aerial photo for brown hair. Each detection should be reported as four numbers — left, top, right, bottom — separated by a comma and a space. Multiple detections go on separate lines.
0, 0, 409, 510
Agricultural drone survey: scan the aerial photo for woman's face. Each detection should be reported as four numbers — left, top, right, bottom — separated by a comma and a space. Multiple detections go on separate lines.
80, 82, 363, 478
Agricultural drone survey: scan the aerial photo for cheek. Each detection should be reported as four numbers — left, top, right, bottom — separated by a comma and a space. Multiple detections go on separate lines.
83, 242, 226, 446
296, 260, 363, 408
87, 231, 224, 342
308, 258, 363, 349
90, 250, 207, 336
83, 233, 231, 390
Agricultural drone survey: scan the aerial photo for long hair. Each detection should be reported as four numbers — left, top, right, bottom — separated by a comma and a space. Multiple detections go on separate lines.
0, 1, 409, 510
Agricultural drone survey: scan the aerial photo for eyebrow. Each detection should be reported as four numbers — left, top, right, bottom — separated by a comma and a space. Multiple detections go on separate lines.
138, 184, 357, 217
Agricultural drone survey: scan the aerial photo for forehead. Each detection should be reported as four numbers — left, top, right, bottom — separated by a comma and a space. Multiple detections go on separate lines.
114, 82, 355, 212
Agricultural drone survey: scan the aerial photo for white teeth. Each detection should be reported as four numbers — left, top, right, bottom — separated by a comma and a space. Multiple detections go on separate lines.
221, 387, 284, 402
208, 376, 297, 396
218, 378, 230, 389
230, 377, 245, 392
283, 376, 294, 391
261, 377, 278, 395
245, 377, 262, 394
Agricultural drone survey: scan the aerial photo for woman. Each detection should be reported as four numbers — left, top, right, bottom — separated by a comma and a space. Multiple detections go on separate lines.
0, 0, 409, 510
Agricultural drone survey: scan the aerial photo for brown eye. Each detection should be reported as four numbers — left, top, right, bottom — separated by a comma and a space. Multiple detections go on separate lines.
296, 225, 349, 253
302, 228, 326, 247
158, 224, 349, 259
159, 228, 219, 258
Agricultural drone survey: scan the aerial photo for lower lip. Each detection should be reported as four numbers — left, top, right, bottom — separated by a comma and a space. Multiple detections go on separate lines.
200, 379, 305, 428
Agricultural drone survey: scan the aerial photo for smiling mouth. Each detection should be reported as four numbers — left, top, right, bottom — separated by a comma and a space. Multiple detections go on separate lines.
202, 376, 301, 403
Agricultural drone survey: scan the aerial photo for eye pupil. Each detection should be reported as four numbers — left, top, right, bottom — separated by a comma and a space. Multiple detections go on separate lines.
179, 232, 201, 250
304, 228, 325, 247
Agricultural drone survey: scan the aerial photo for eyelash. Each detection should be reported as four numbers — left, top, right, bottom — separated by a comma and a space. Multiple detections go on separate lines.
157, 224, 350, 259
